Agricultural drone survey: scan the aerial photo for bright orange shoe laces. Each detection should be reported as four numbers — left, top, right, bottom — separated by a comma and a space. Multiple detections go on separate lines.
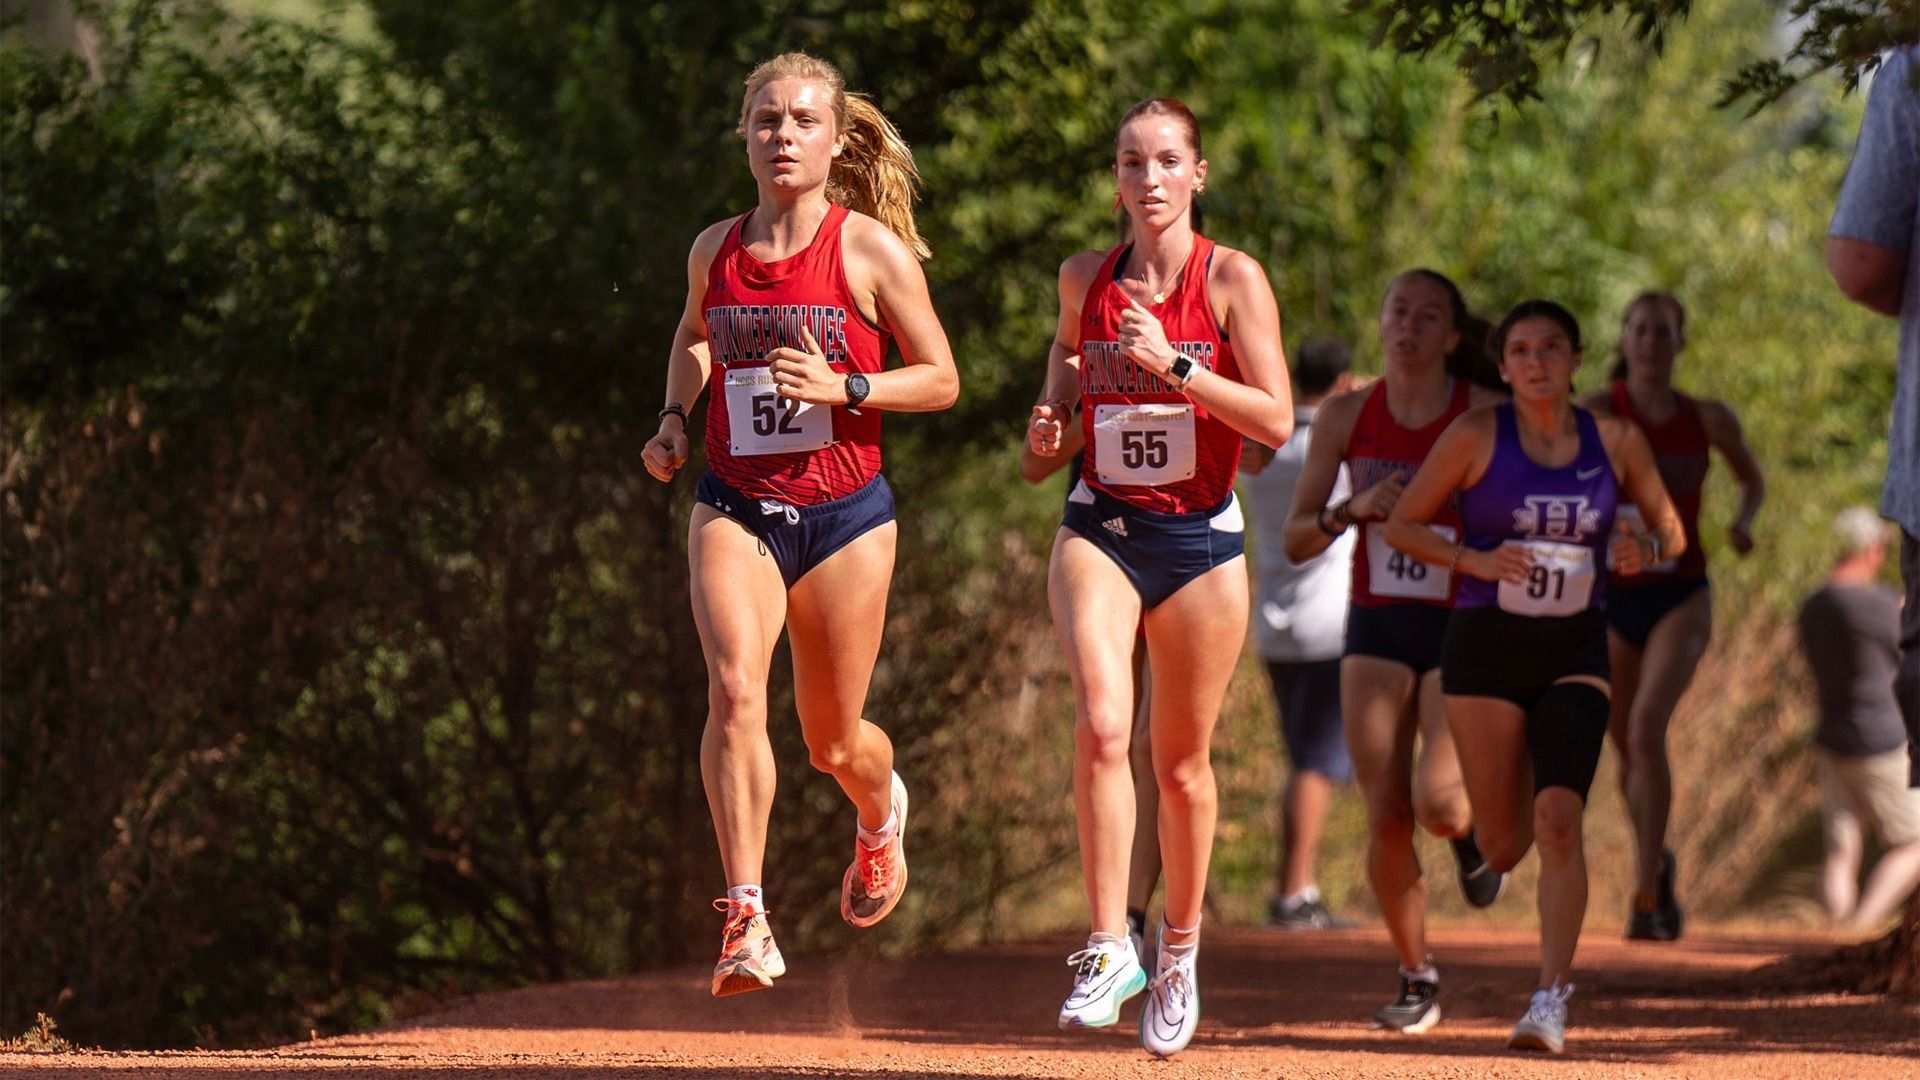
855, 838, 895, 896
712, 897, 765, 949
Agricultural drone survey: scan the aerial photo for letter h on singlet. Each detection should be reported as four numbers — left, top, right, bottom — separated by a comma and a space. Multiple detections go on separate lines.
1513, 495, 1597, 540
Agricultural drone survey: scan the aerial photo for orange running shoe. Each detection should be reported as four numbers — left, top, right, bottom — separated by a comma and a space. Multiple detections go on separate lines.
840, 771, 909, 928
710, 898, 786, 997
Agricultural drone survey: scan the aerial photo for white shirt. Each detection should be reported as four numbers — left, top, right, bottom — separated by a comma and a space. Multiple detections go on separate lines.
1242, 403, 1353, 661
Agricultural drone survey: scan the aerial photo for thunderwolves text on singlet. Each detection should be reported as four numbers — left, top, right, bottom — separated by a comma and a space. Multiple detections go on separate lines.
1075, 236, 1242, 514
1346, 378, 1473, 608
1455, 404, 1621, 616
703, 203, 888, 506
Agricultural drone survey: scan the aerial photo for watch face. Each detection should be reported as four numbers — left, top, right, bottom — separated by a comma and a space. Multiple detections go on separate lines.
847, 373, 871, 402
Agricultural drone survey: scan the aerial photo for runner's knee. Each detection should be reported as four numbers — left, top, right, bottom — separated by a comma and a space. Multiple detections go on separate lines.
1412, 792, 1470, 839
708, 665, 768, 730
804, 728, 860, 774
1532, 790, 1585, 858
1075, 709, 1133, 770
1153, 750, 1215, 808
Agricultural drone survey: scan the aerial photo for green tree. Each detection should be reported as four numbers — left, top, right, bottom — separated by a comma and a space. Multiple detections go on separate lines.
1352, 0, 1920, 107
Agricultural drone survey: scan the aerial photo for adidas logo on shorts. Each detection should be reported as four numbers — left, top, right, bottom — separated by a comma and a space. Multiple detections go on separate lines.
1102, 517, 1129, 537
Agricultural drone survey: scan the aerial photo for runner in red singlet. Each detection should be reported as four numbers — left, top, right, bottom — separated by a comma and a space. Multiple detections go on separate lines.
641, 52, 959, 998
1029, 98, 1291, 1059
1282, 270, 1508, 1034
1579, 291, 1765, 941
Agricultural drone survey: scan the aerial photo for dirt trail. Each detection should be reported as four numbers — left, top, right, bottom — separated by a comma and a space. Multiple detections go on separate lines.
7, 927, 1916, 1078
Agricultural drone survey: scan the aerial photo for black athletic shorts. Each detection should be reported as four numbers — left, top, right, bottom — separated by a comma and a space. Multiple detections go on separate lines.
1343, 603, 1451, 676
1440, 606, 1609, 708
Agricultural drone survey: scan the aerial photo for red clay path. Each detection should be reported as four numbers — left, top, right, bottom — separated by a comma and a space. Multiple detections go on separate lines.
6, 927, 1916, 1078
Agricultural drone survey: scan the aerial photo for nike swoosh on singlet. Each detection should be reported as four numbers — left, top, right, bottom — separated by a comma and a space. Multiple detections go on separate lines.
1577, 467, 1604, 480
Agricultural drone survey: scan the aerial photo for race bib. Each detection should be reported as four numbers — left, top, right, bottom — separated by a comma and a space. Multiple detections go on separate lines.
724, 368, 832, 457
1497, 540, 1597, 617
1365, 523, 1457, 601
1093, 403, 1197, 487
1607, 505, 1677, 574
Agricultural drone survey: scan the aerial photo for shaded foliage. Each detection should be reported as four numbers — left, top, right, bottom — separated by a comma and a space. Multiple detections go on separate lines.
1352, 0, 1920, 108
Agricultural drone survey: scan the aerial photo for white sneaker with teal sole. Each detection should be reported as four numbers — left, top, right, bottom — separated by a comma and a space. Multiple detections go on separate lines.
1057, 935, 1146, 1030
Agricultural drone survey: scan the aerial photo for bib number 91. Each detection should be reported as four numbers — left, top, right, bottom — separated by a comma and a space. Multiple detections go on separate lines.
1496, 540, 1596, 617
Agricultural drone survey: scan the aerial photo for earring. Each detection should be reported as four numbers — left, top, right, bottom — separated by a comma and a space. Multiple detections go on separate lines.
1194, 182, 1207, 196
1112, 190, 1123, 213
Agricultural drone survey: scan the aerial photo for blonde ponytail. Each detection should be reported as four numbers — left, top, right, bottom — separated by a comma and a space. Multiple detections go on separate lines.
738, 52, 930, 261
831, 93, 930, 261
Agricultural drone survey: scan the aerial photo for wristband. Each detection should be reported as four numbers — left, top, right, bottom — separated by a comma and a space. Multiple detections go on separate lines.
659, 403, 688, 426
1448, 543, 1463, 577
1644, 534, 1662, 565
1317, 505, 1345, 538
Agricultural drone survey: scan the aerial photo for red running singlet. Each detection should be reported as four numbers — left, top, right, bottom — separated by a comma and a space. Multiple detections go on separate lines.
1608, 381, 1710, 581
1345, 377, 1472, 607
702, 204, 888, 506
1075, 237, 1242, 514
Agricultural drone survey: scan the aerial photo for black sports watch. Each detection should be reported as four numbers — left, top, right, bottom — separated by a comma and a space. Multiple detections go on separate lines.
844, 372, 872, 411
1169, 352, 1197, 388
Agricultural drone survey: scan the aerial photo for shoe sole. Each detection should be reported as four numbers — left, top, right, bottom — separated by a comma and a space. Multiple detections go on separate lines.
1507, 1029, 1564, 1053
1058, 967, 1148, 1030
711, 963, 775, 998
1375, 1003, 1441, 1035
841, 776, 910, 929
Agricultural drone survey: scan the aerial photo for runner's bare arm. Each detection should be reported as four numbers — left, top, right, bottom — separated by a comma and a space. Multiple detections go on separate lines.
1385, 411, 1495, 574
1700, 399, 1765, 554
1604, 418, 1686, 574
770, 216, 958, 412
1020, 404, 1086, 483
1281, 387, 1363, 563
1029, 252, 1103, 457
1186, 249, 1292, 448
644, 221, 729, 482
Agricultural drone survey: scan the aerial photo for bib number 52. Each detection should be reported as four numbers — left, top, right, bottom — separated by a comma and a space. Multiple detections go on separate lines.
751, 393, 804, 438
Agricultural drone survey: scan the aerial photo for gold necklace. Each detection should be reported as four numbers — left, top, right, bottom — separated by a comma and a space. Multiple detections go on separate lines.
1129, 241, 1192, 305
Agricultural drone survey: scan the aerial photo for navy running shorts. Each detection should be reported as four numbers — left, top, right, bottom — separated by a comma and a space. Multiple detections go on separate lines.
695, 470, 895, 588
1343, 603, 1452, 676
1060, 480, 1244, 610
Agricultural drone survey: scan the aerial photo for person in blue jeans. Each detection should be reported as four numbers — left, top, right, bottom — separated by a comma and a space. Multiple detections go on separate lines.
1827, 44, 1920, 787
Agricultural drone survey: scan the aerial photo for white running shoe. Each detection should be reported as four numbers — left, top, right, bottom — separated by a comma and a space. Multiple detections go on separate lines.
1057, 934, 1147, 1030
710, 899, 786, 997
1138, 930, 1199, 1058
841, 771, 909, 928
1507, 981, 1574, 1053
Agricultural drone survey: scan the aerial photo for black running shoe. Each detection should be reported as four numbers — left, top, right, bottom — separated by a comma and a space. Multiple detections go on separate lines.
1451, 834, 1506, 909
1657, 848, 1685, 940
1374, 975, 1441, 1034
